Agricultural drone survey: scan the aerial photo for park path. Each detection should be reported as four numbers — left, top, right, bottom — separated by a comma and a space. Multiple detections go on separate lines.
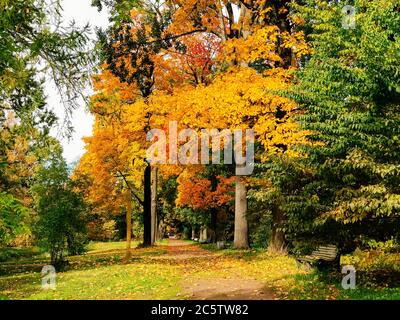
158, 239, 276, 300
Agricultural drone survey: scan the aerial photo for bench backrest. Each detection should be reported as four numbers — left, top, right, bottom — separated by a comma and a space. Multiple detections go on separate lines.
311, 245, 338, 261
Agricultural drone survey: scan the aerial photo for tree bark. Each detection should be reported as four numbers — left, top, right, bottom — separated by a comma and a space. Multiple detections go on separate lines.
209, 174, 218, 243
125, 188, 132, 259
151, 166, 158, 244
269, 205, 286, 253
157, 219, 165, 241
143, 164, 152, 246
210, 209, 217, 243
234, 174, 249, 249
232, 5, 251, 250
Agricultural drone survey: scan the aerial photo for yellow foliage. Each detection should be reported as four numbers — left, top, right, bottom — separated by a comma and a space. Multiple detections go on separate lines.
75, 0, 315, 213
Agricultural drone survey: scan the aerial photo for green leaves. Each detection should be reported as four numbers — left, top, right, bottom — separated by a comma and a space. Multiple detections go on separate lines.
0, 0, 94, 132
0, 192, 29, 246
287, 0, 400, 245
31, 149, 88, 265
91, 0, 140, 24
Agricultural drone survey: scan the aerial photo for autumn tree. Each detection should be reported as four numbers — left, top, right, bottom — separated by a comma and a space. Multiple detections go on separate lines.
86, 0, 223, 246
174, 165, 235, 241
156, 0, 311, 249
73, 68, 148, 254
84, 0, 311, 251
94, 1, 176, 246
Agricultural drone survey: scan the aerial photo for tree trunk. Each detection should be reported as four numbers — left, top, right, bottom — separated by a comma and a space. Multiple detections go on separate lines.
125, 188, 132, 259
232, 5, 251, 250
234, 174, 249, 249
199, 226, 208, 243
157, 219, 165, 241
151, 167, 158, 244
210, 209, 217, 243
209, 174, 218, 243
269, 205, 286, 253
143, 164, 152, 246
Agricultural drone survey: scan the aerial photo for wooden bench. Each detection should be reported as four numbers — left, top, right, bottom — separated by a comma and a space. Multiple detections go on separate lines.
297, 244, 340, 271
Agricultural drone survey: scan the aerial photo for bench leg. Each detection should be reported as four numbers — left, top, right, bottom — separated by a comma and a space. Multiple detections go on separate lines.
335, 257, 341, 273
315, 258, 341, 272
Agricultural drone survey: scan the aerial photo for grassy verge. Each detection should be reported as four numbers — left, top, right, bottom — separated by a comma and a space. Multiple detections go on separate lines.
0, 241, 177, 300
199, 243, 400, 300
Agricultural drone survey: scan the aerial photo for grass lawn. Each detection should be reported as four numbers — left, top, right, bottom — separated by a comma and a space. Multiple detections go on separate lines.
1, 263, 181, 300
0, 240, 399, 300
0, 240, 175, 300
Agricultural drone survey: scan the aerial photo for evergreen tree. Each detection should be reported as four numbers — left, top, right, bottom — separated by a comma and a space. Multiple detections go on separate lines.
0, 0, 93, 128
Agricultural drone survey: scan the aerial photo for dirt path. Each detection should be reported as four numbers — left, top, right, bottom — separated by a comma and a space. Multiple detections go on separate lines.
161, 239, 276, 300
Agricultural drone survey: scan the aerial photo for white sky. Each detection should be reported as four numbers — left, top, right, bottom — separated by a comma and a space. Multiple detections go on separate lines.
48, 0, 110, 163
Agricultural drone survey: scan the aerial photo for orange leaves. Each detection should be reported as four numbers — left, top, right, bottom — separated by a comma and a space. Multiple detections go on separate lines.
74, 74, 150, 214
91, 68, 140, 119
153, 33, 221, 90
176, 169, 235, 209
73, 149, 124, 215
167, 0, 221, 36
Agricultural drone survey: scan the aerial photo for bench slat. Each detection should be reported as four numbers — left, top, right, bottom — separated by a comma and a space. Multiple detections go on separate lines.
313, 248, 337, 253
316, 249, 337, 253
316, 247, 337, 251
313, 255, 336, 261
313, 252, 336, 257
312, 254, 336, 258
315, 252, 336, 256
315, 246, 337, 250
299, 245, 339, 263
314, 251, 336, 256
316, 248, 337, 252
312, 251, 336, 256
